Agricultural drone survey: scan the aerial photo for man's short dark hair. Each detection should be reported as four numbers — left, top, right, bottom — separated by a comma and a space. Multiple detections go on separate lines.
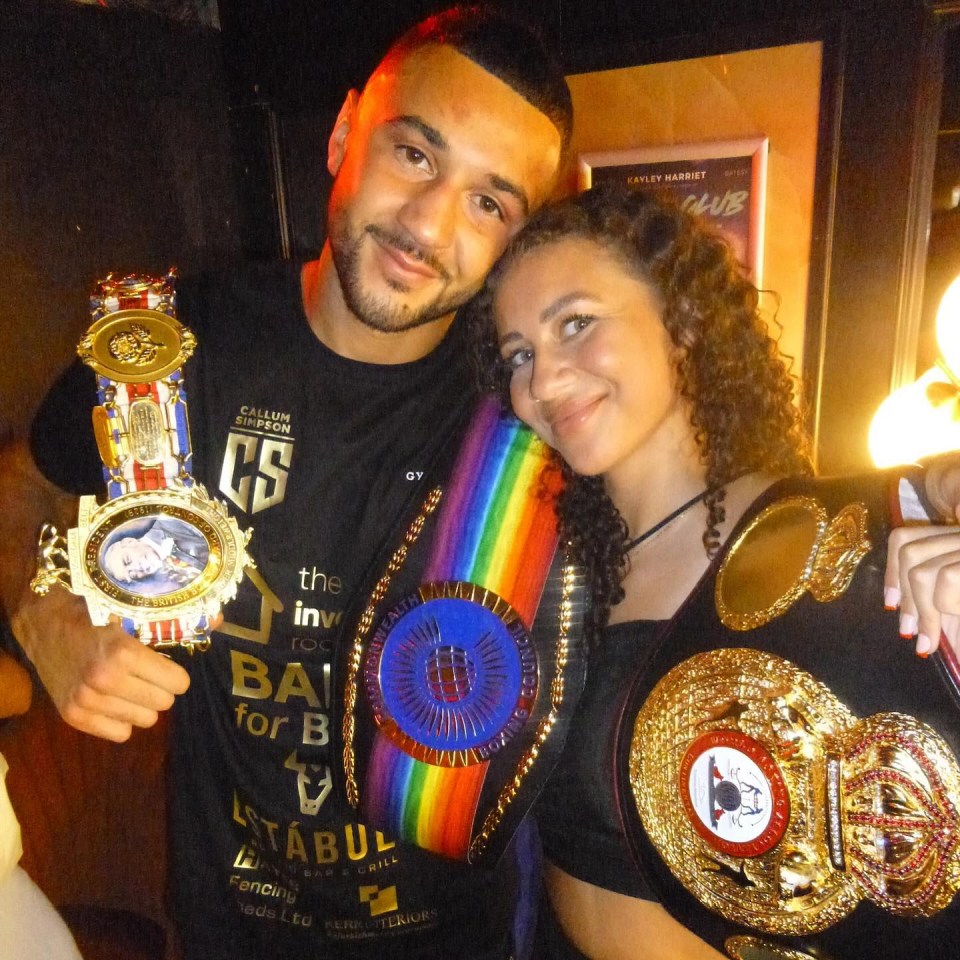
384, 5, 573, 154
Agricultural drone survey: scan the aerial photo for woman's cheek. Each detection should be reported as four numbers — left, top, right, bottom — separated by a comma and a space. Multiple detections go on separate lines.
509, 374, 538, 430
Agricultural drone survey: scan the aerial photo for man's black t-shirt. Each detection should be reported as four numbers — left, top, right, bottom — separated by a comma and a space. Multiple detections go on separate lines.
31, 262, 523, 959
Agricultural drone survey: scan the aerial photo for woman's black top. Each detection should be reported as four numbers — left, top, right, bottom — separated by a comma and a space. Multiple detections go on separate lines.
536, 619, 665, 899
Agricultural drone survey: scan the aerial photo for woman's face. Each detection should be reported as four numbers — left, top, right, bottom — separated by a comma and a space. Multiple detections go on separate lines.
494, 236, 690, 478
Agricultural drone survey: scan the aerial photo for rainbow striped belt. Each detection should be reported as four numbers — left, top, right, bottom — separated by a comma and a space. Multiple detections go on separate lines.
350, 397, 582, 862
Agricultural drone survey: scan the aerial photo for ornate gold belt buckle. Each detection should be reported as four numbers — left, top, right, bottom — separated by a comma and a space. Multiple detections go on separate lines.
30, 272, 251, 648
626, 648, 960, 935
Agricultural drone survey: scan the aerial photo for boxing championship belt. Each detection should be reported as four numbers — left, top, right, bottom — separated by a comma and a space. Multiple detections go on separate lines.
343, 397, 587, 864
30, 272, 251, 648
617, 480, 960, 959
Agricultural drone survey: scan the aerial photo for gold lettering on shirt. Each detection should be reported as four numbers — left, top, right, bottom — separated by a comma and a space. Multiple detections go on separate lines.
220, 565, 284, 645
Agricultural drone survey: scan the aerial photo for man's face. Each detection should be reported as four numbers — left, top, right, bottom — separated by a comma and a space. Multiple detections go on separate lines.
326, 44, 563, 334
103, 536, 162, 583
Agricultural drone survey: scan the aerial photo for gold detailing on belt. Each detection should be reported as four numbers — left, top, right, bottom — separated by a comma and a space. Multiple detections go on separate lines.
716, 497, 871, 631
628, 648, 960, 935
34, 271, 246, 648
79, 300, 195, 384
724, 936, 818, 960
31, 486, 251, 647
343, 487, 444, 808
469, 558, 578, 862
30, 523, 72, 595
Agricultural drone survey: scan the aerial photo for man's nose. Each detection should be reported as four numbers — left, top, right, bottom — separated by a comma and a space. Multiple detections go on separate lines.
396, 179, 458, 252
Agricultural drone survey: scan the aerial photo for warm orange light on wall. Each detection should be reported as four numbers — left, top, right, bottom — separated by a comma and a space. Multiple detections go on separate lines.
869, 275, 960, 467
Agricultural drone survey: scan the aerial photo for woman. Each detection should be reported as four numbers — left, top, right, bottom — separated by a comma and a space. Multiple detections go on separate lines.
469, 183, 960, 959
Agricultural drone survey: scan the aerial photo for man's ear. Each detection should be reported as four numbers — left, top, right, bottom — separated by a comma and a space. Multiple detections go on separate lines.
328, 89, 360, 177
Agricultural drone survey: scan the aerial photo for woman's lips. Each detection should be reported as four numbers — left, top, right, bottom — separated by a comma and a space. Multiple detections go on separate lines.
544, 395, 604, 442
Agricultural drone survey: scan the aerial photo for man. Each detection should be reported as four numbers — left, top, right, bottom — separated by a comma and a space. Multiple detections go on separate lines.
7, 7, 570, 959
102, 516, 208, 590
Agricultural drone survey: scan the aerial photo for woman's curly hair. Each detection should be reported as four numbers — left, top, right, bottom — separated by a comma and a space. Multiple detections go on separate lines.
467, 183, 813, 646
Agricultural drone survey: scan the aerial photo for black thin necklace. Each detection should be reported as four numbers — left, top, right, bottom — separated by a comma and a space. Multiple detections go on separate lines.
624, 487, 712, 553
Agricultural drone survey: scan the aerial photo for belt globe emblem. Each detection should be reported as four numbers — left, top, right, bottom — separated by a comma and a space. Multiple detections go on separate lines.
425, 644, 476, 703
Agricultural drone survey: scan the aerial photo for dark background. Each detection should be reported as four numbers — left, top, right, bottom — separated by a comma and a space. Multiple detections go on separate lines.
1, 0, 957, 471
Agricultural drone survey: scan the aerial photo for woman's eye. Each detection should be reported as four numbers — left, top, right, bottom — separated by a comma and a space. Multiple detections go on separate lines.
559, 314, 594, 338
502, 348, 532, 371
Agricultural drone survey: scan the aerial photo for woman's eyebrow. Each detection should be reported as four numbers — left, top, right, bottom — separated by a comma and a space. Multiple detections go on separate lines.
541, 291, 590, 322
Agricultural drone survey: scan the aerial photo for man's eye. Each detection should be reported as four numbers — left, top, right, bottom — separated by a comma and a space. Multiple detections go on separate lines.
398, 145, 430, 169
474, 195, 504, 220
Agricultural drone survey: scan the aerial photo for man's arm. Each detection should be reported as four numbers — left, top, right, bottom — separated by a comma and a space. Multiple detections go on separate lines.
0, 437, 189, 742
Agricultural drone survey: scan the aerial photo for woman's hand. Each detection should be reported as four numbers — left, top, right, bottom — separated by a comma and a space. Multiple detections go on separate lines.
885, 525, 960, 656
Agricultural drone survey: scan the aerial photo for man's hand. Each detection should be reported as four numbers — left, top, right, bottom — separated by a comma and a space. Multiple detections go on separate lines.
0, 437, 191, 740
11, 585, 190, 742
885, 526, 960, 657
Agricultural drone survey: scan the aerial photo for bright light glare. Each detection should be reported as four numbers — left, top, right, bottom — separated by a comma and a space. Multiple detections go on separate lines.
869, 273, 960, 467
938, 275, 960, 379
869, 366, 960, 467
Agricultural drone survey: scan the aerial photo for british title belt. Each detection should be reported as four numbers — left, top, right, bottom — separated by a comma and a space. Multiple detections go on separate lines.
621, 496, 960, 939
31, 272, 251, 648
343, 397, 586, 863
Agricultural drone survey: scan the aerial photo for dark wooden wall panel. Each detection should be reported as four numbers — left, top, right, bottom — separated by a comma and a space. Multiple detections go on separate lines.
0, 0, 239, 434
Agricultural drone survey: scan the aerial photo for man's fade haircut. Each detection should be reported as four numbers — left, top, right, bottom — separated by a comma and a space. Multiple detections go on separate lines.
382, 5, 573, 155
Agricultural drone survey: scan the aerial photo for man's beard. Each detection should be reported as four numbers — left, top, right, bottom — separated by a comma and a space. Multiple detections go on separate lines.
330, 219, 469, 333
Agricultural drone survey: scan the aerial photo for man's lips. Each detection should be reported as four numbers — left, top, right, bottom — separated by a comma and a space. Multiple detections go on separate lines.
367, 227, 447, 282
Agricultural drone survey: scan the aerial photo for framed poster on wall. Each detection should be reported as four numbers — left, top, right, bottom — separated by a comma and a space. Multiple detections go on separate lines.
578, 138, 768, 284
